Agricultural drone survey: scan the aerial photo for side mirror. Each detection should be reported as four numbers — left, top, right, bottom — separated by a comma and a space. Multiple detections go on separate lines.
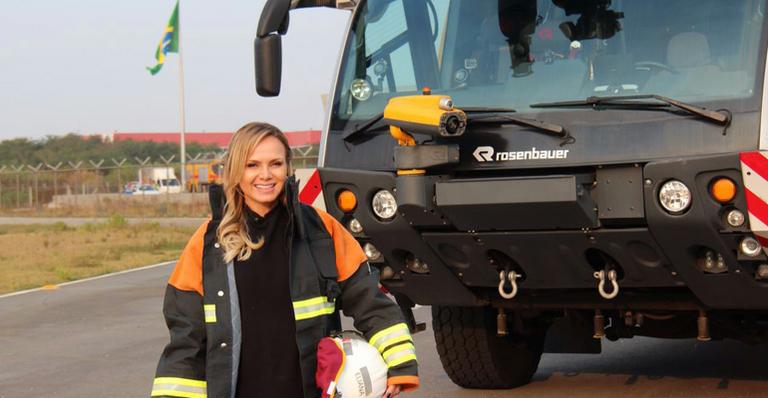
255, 0, 291, 97
254, 0, 341, 97
255, 35, 283, 97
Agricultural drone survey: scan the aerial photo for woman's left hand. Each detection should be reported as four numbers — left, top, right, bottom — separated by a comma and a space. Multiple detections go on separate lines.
381, 384, 402, 397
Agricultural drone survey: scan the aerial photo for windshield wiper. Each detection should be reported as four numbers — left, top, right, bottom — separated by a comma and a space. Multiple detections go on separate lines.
531, 94, 731, 126
342, 107, 569, 142
464, 107, 568, 138
342, 113, 385, 142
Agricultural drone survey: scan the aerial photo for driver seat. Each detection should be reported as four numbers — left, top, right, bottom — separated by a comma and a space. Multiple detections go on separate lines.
667, 32, 717, 70
644, 32, 721, 95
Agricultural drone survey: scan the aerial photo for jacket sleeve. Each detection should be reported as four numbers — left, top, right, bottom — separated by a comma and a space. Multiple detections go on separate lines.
151, 221, 209, 398
314, 209, 420, 392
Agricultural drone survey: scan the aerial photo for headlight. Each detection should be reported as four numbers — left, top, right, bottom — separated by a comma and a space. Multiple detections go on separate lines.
726, 209, 745, 227
348, 218, 363, 234
363, 243, 382, 261
659, 180, 692, 214
372, 190, 397, 220
350, 78, 372, 101
740, 237, 762, 258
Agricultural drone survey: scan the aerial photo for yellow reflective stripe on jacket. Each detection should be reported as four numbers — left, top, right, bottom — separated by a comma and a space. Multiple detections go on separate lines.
151, 377, 207, 398
382, 342, 417, 368
369, 323, 413, 353
203, 304, 216, 323
293, 296, 335, 321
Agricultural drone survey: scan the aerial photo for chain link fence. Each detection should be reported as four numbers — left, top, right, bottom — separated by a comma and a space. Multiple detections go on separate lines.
0, 146, 318, 215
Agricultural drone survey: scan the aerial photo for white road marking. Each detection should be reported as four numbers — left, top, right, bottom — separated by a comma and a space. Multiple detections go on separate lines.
0, 260, 176, 299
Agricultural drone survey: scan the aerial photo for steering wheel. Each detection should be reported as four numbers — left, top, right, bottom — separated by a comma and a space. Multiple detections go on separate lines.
634, 61, 676, 73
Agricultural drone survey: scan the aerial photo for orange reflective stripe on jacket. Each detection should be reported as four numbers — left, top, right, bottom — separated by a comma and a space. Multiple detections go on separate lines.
169, 207, 366, 291
313, 207, 368, 282
168, 219, 210, 296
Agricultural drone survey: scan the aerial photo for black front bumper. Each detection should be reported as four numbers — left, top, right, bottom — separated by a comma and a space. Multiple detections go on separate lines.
319, 152, 768, 310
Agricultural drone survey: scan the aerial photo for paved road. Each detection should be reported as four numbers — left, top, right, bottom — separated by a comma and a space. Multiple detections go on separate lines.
0, 217, 205, 227
2, 264, 768, 398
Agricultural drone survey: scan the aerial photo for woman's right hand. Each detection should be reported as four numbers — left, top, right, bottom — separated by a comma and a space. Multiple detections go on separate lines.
382, 384, 402, 398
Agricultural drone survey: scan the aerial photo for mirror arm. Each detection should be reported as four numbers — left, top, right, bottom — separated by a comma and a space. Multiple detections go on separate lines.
257, 0, 292, 37
254, 0, 341, 97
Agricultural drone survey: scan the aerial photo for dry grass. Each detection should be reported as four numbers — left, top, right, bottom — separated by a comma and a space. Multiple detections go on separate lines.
0, 216, 198, 294
43, 202, 211, 218
1, 198, 211, 218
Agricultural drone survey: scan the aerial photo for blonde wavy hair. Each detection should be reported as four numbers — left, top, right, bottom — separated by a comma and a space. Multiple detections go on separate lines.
217, 122, 293, 263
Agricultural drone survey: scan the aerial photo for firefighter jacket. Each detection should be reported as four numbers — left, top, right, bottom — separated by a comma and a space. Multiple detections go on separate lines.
151, 180, 419, 398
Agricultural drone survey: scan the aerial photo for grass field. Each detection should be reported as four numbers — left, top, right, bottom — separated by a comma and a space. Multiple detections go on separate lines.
1, 199, 211, 218
0, 215, 198, 294
44, 202, 211, 218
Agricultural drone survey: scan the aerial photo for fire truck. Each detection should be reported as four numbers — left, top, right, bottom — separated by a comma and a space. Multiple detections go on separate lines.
257, 0, 768, 389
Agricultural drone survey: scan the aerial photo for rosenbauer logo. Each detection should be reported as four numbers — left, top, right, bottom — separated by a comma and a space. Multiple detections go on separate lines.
473, 146, 569, 162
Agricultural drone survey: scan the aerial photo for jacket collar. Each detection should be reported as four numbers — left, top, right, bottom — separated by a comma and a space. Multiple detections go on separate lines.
208, 176, 306, 238
285, 175, 307, 239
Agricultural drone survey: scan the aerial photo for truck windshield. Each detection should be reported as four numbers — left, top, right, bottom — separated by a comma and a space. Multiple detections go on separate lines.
331, 0, 767, 127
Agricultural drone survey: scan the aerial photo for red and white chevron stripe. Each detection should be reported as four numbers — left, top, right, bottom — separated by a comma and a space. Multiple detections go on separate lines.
296, 168, 325, 210
739, 151, 768, 250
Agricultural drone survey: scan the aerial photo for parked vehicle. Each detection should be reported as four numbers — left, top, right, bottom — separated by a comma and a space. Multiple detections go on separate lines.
139, 167, 180, 193
122, 181, 140, 195
157, 178, 182, 193
132, 184, 161, 196
257, 0, 768, 390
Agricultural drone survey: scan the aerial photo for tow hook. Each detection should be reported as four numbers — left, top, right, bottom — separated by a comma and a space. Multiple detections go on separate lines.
498, 269, 521, 299
593, 269, 619, 299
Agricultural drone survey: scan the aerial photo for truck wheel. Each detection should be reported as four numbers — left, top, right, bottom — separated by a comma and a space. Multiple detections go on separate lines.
432, 306, 545, 389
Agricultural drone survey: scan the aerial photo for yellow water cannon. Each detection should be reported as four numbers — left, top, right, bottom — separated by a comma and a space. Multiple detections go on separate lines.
383, 92, 465, 175
383, 93, 467, 146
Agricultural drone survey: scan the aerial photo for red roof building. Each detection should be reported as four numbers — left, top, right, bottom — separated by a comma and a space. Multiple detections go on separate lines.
112, 130, 321, 148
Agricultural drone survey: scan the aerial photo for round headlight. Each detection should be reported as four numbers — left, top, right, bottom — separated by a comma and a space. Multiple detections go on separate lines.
740, 237, 762, 258
350, 78, 372, 101
348, 218, 363, 234
363, 243, 382, 261
659, 180, 692, 214
726, 209, 745, 227
372, 190, 397, 220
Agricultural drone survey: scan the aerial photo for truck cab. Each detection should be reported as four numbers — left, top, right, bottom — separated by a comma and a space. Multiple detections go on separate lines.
257, 0, 768, 389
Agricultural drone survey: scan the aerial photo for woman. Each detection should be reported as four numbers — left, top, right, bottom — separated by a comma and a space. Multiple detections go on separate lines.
151, 122, 419, 398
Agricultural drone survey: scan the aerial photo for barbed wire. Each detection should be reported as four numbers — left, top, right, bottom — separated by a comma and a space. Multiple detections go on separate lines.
0, 145, 317, 174
0, 146, 319, 211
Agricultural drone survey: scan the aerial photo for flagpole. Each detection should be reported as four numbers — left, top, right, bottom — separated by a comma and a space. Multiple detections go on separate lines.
177, 1, 187, 192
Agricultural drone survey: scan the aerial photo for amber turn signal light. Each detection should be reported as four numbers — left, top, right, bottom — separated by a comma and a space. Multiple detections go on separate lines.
337, 190, 357, 212
710, 178, 736, 204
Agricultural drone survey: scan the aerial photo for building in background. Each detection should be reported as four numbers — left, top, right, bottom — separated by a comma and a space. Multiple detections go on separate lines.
108, 131, 322, 191
109, 130, 321, 149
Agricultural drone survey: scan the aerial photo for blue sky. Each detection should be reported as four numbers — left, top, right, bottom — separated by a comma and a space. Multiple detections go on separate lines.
0, 1, 350, 140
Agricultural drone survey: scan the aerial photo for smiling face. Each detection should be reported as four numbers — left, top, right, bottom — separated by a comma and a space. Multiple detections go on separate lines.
238, 135, 289, 216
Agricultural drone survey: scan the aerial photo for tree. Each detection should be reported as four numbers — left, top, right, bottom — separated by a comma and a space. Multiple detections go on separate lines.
0, 135, 221, 165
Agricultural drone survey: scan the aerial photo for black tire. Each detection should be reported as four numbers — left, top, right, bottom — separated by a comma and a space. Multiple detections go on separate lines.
432, 306, 545, 389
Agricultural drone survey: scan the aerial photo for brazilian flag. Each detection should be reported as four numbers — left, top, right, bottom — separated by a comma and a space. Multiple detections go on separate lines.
147, 1, 180, 75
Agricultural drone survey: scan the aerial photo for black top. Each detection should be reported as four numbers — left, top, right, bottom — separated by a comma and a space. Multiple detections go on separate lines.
234, 203, 304, 398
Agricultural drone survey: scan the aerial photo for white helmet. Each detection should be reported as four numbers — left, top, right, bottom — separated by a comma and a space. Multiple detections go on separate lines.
317, 333, 388, 398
